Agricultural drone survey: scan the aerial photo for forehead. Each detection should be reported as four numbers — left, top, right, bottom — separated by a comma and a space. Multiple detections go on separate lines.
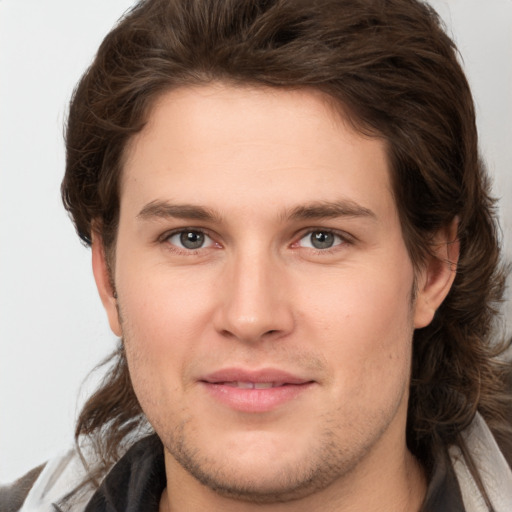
121, 83, 395, 223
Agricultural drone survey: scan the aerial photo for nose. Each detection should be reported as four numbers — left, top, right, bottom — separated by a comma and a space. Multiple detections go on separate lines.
213, 249, 295, 343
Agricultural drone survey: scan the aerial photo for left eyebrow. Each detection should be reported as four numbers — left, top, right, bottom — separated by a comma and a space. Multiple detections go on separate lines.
285, 200, 377, 222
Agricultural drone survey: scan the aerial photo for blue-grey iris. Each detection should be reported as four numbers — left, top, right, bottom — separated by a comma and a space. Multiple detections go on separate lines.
311, 231, 335, 249
180, 231, 205, 249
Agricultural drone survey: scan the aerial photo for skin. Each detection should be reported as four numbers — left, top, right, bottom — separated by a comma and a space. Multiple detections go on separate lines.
92, 84, 458, 511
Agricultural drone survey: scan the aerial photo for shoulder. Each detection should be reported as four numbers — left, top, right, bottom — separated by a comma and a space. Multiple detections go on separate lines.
0, 464, 46, 512
0, 450, 94, 512
450, 413, 512, 511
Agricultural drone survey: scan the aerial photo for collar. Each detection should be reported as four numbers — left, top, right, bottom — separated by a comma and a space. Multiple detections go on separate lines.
84, 435, 165, 512
421, 449, 465, 512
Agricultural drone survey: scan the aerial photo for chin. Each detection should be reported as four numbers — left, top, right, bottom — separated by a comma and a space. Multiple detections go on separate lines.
176, 454, 340, 504
163, 426, 361, 505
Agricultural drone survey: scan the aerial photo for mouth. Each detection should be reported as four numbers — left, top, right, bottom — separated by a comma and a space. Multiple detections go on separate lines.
199, 368, 315, 413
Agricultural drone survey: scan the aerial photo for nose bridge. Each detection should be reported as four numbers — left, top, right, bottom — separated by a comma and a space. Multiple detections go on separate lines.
215, 244, 293, 342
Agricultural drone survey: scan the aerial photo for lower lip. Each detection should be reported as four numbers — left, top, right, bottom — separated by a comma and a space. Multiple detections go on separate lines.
201, 382, 314, 413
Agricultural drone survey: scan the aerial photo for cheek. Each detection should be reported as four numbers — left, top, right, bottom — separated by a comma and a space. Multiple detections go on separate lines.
117, 259, 214, 342
300, 263, 415, 392
115, 271, 212, 401
117, 287, 194, 432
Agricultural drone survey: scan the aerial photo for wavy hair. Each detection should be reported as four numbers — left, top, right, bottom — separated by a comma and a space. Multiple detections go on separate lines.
61, 0, 511, 492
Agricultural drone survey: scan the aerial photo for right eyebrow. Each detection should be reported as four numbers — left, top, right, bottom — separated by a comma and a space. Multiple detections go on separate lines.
137, 200, 222, 223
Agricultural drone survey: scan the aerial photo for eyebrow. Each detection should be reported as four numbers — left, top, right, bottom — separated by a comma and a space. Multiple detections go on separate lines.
285, 200, 377, 222
137, 199, 376, 224
137, 200, 221, 222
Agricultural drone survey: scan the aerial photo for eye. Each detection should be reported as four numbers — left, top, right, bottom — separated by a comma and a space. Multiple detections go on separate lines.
166, 230, 214, 250
298, 230, 345, 250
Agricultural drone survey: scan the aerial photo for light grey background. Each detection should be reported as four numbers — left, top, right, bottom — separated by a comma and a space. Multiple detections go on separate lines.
1, 0, 511, 483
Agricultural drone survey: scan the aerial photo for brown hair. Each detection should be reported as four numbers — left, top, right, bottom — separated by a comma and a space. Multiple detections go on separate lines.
62, 0, 511, 494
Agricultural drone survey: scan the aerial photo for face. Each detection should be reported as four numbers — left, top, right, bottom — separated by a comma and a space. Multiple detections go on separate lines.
94, 84, 450, 505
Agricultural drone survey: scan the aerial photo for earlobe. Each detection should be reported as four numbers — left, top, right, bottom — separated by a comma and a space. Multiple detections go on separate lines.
91, 232, 122, 337
413, 219, 460, 329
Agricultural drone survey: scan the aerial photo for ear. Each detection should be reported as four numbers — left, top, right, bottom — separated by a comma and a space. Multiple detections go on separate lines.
413, 218, 460, 329
91, 232, 122, 337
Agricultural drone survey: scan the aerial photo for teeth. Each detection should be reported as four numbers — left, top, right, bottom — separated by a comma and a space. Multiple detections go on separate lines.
253, 382, 273, 389
237, 381, 256, 389
224, 381, 279, 389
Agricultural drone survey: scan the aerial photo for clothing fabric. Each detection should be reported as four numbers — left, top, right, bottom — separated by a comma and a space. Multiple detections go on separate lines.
0, 464, 45, 512
449, 413, 512, 511
4, 413, 512, 512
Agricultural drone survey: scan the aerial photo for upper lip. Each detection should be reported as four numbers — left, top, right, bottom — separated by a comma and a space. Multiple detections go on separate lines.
201, 368, 313, 385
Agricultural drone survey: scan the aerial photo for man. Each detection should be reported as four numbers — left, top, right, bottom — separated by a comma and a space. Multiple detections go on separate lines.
3, 0, 512, 510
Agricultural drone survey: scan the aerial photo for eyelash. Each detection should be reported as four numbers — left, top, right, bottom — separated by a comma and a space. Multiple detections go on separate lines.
158, 227, 353, 255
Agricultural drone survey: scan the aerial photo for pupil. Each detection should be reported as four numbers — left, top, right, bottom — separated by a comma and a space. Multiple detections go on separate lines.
311, 231, 334, 249
180, 231, 204, 249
